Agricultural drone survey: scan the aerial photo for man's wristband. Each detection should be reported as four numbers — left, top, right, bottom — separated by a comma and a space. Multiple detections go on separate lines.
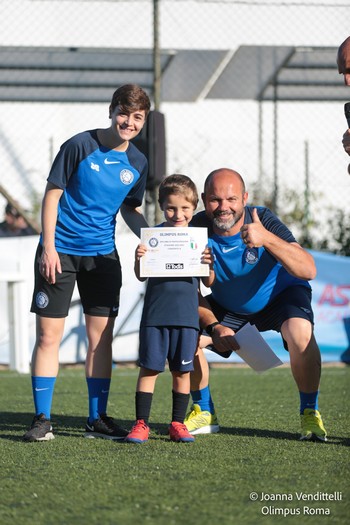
206, 321, 220, 335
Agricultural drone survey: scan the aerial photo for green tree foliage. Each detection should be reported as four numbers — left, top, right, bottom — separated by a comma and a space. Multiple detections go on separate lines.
250, 181, 350, 256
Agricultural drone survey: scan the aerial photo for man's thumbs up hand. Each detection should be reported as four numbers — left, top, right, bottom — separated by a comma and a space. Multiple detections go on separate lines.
240, 208, 265, 248
252, 207, 261, 223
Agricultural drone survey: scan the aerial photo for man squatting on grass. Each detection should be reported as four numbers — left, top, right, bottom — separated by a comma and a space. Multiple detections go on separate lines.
184, 168, 327, 442
23, 84, 150, 442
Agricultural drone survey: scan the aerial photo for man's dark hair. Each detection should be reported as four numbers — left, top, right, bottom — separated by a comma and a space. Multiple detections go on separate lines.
5, 203, 20, 218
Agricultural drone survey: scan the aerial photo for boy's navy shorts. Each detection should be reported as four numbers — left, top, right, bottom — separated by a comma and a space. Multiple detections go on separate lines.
204, 285, 314, 357
139, 326, 199, 372
30, 244, 122, 318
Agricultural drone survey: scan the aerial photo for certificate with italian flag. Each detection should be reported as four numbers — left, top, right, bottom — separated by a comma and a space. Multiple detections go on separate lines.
140, 227, 209, 278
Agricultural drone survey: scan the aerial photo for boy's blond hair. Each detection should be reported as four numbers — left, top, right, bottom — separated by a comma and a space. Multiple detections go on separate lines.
158, 174, 199, 209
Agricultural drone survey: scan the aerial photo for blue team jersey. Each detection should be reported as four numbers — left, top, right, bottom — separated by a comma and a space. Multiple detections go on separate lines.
43, 129, 148, 256
191, 207, 310, 315
140, 276, 200, 329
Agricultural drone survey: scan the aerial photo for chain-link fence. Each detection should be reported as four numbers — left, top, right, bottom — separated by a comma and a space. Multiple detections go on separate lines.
1, 0, 349, 252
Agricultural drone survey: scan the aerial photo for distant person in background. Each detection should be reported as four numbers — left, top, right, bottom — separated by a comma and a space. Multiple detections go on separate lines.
337, 36, 350, 158
23, 84, 150, 442
337, 36, 350, 86
0, 203, 37, 237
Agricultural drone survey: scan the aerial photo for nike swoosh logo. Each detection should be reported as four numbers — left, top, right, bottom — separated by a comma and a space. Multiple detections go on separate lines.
35, 387, 49, 392
104, 158, 120, 165
222, 246, 239, 253
101, 390, 109, 394
112, 306, 119, 312
300, 307, 311, 314
181, 359, 192, 365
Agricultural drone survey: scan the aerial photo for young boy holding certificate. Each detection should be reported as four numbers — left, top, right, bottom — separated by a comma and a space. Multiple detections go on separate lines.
125, 174, 214, 443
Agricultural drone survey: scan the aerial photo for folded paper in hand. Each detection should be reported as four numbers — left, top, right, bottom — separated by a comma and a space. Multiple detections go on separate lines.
234, 323, 283, 372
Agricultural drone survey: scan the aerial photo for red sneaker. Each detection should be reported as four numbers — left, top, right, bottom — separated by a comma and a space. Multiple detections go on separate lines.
169, 421, 195, 442
125, 420, 150, 443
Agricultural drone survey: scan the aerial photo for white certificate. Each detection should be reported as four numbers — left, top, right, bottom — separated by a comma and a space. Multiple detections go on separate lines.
140, 227, 209, 277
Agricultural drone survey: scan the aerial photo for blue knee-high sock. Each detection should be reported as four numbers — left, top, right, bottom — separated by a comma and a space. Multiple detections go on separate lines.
190, 385, 215, 413
31, 376, 56, 419
299, 391, 319, 414
86, 377, 111, 423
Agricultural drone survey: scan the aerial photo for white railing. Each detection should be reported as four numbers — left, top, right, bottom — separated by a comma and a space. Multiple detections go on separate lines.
0, 234, 144, 372
0, 271, 30, 373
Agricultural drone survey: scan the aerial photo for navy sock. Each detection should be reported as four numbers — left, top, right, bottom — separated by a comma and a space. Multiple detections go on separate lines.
86, 377, 111, 423
299, 391, 319, 414
190, 385, 215, 413
31, 376, 56, 419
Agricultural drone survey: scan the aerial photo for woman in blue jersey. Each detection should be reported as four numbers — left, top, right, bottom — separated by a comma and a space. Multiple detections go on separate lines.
23, 84, 150, 442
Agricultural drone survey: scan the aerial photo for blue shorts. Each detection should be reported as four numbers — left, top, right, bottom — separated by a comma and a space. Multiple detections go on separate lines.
204, 285, 314, 358
139, 326, 199, 372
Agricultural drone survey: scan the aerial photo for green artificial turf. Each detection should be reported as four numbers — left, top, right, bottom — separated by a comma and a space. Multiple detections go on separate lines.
0, 366, 349, 525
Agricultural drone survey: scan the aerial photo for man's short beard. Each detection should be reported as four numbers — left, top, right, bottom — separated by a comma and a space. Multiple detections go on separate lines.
213, 210, 243, 232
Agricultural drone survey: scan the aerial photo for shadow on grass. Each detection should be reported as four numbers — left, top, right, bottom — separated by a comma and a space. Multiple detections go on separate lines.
0, 411, 135, 442
219, 425, 350, 447
1, 413, 349, 447
142, 422, 350, 447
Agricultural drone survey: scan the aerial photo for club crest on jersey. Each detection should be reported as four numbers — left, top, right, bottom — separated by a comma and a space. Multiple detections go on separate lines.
245, 248, 258, 264
36, 291, 49, 309
120, 169, 134, 185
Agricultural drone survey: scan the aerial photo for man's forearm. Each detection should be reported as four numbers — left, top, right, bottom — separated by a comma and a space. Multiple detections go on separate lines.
266, 239, 316, 281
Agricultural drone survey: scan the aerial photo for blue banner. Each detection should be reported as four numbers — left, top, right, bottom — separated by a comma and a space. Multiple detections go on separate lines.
261, 251, 350, 363
205, 251, 350, 364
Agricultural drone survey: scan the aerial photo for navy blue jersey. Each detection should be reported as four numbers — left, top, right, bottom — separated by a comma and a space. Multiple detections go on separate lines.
44, 129, 148, 256
141, 277, 200, 329
191, 206, 310, 314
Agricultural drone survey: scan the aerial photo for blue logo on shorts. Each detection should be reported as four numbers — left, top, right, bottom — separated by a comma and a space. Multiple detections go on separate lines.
36, 291, 49, 309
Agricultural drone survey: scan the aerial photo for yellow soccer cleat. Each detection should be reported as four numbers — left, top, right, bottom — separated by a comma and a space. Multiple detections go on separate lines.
184, 403, 220, 435
300, 409, 327, 442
